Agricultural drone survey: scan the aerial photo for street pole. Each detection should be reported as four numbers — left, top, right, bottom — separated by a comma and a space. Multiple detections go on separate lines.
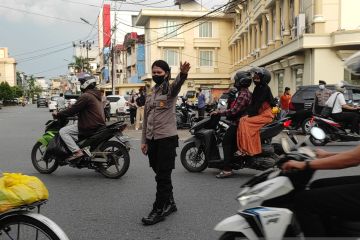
111, 5, 117, 95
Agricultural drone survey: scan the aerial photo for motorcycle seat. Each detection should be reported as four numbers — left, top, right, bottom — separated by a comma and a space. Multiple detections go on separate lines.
77, 126, 107, 141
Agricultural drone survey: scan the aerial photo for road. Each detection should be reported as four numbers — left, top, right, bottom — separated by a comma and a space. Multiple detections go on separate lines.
0, 105, 358, 240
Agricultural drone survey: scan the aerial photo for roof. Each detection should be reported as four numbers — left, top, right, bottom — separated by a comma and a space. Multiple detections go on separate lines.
135, 8, 231, 26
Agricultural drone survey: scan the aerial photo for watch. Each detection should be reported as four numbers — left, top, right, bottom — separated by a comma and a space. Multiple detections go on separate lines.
304, 160, 312, 170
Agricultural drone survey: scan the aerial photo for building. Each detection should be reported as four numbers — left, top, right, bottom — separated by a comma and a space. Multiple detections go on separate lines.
97, 5, 145, 95
136, 0, 233, 98
35, 77, 49, 96
0, 48, 16, 86
226, 0, 360, 96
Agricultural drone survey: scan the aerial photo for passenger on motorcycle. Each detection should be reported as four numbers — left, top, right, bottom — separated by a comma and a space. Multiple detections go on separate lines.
326, 81, 360, 136
236, 67, 275, 157
278, 146, 360, 237
210, 71, 252, 178
52, 74, 105, 161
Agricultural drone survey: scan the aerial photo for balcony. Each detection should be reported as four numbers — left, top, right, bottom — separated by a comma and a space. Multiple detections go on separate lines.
157, 38, 185, 48
193, 38, 221, 48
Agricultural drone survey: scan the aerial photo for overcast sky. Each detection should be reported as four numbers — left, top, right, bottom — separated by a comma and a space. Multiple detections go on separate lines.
0, 0, 227, 79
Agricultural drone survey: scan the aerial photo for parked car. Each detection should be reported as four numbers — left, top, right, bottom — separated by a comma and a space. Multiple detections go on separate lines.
289, 84, 360, 112
217, 92, 229, 111
48, 95, 59, 112
64, 94, 80, 108
37, 97, 48, 108
107, 95, 128, 116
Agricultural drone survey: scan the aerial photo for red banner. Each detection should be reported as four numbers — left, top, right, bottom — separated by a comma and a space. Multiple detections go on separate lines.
103, 4, 111, 47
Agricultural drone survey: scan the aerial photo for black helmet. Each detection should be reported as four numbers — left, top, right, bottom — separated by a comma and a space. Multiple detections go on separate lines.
234, 71, 252, 89
250, 67, 271, 84
78, 73, 96, 90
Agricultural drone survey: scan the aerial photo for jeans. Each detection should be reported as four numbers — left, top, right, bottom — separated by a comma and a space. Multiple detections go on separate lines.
129, 108, 137, 125
332, 112, 360, 134
222, 125, 237, 171
147, 136, 178, 209
59, 124, 79, 153
198, 108, 205, 120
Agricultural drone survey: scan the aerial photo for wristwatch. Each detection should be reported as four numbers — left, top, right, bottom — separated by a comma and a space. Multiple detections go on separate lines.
304, 160, 312, 170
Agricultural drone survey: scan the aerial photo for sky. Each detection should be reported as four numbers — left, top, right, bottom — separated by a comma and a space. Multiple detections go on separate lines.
0, 0, 227, 79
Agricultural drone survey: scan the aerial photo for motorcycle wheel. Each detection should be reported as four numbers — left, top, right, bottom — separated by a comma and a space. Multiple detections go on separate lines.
302, 118, 317, 134
310, 135, 328, 146
98, 141, 130, 179
31, 142, 59, 174
219, 232, 248, 240
180, 142, 207, 172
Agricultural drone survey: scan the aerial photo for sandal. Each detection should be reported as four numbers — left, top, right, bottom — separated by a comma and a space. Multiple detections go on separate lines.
216, 171, 233, 179
234, 150, 247, 157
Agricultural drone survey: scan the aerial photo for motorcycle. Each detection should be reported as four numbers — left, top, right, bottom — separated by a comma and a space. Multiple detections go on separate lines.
307, 114, 360, 146
215, 127, 360, 239
180, 115, 292, 173
176, 97, 196, 129
104, 100, 111, 122
31, 118, 131, 179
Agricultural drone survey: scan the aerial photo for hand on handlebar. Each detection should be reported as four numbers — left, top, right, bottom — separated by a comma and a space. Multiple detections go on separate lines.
281, 160, 306, 171
315, 149, 330, 159
52, 111, 58, 119
210, 110, 219, 116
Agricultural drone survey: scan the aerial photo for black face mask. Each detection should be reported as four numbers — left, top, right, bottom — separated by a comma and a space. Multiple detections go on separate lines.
152, 75, 165, 85
254, 80, 261, 86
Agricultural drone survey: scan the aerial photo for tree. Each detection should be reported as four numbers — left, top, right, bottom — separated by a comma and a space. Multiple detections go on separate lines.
69, 56, 91, 73
11, 85, 23, 98
26, 75, 42, 99
0, 82, 14, 101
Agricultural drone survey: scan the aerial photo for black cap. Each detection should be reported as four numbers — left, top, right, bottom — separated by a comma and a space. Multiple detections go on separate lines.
319, 80, 326, 85
285, 87, 290, 91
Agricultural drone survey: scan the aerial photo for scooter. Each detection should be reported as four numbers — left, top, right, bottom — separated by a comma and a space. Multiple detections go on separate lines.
31, 117, 131, 179
214, 127, 360, 239
176, 97, 196, 129
180, 115, 292, 173
308, 114, 360, 146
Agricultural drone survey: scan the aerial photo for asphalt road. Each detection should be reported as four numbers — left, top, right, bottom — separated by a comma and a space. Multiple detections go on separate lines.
0, 105, 358, 240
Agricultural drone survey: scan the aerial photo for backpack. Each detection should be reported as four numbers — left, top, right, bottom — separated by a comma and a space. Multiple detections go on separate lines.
136, 94, 146, 107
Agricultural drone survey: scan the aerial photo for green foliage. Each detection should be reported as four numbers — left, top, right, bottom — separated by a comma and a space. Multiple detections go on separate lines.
0, 82, 13, 100
69, 56, 91, 73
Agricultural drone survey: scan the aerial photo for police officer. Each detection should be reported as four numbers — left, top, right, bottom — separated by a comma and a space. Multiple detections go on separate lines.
141, 60, 191, 225
314, 80, 333, 114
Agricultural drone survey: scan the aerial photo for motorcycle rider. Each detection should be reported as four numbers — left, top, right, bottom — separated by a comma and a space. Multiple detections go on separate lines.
278, 146, 360, 237
326, 81, 360, 136
53, 74, 105, 161
210, 71, 252, 178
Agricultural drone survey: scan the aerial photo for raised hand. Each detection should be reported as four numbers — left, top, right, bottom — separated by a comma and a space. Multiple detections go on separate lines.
180, 61, 191, 74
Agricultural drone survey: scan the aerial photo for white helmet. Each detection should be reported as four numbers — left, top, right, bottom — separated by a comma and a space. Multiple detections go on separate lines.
78, 74, 96, 90
335, 81, 346, 93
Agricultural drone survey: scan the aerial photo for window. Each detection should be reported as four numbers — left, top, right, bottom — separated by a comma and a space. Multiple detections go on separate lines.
164, 49, 179, 66
199, 50, 213, 67
165, 20, 177, 38
199, 22, 212, 38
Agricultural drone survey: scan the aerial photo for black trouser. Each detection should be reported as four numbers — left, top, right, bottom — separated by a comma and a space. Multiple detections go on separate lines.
315, 105, 324, 115
222, 125, 237, 171
332, 112, 360, 134
129, 108, 137, 125
264, 176, 360, 237
198, 108, 205, 120
147, 136, 178, 209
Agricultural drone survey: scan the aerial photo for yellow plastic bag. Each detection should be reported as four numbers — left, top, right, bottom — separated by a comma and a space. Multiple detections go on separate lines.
0, 173, 49, 212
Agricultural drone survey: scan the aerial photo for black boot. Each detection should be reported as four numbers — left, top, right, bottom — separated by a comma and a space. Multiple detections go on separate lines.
142, 208, 165, 225
163, 197, 177, 217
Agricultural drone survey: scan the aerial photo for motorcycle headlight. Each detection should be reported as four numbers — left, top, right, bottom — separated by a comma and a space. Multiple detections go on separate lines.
190, 129, 195, 134
238, 195, 262, 207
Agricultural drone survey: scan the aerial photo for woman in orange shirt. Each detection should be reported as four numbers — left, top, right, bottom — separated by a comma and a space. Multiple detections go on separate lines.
280, 87, 291, 118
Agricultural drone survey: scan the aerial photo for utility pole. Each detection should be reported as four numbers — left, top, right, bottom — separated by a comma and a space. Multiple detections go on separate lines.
72, 40, 94, 73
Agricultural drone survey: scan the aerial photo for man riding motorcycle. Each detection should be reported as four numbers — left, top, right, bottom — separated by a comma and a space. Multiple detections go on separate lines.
210, 71, 252, 178
52, 74, 105, 161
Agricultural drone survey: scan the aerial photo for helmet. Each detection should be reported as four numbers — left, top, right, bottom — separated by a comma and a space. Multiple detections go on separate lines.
78, 74, 96, 90
234, 71, 252, 89
250, 67, 271, 84
335, 81, 346, 93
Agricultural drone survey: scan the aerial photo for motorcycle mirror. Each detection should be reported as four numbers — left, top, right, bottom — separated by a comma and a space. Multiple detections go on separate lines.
310, 127, 326, 140
281, 137, 291, 153
220, 100, 226, 106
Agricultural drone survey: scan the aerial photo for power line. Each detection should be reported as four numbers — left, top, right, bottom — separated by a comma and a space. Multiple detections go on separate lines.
17, 46, 74, 63
0, 4, 87, 24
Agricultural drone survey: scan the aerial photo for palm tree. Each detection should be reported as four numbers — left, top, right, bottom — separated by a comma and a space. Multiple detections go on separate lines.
69, 56, 91, 73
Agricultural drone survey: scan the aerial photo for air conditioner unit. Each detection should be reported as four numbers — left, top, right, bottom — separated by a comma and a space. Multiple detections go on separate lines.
294, 13, 306, 38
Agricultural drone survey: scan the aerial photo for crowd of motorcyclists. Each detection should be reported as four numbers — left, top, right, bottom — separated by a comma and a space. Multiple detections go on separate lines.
29, 50, 360, 238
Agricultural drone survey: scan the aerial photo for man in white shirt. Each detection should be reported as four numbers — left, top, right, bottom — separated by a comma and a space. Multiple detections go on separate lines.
326, 83, 360, 135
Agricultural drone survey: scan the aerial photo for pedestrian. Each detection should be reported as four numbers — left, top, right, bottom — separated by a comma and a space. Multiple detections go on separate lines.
141, 60, 191, 225
314, 80, 333, 114
197, 87, 206, 120
129, 90, 137, 125
56, 93, 66, 111
280, 87, 291, 118
135, 87, 146, 130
